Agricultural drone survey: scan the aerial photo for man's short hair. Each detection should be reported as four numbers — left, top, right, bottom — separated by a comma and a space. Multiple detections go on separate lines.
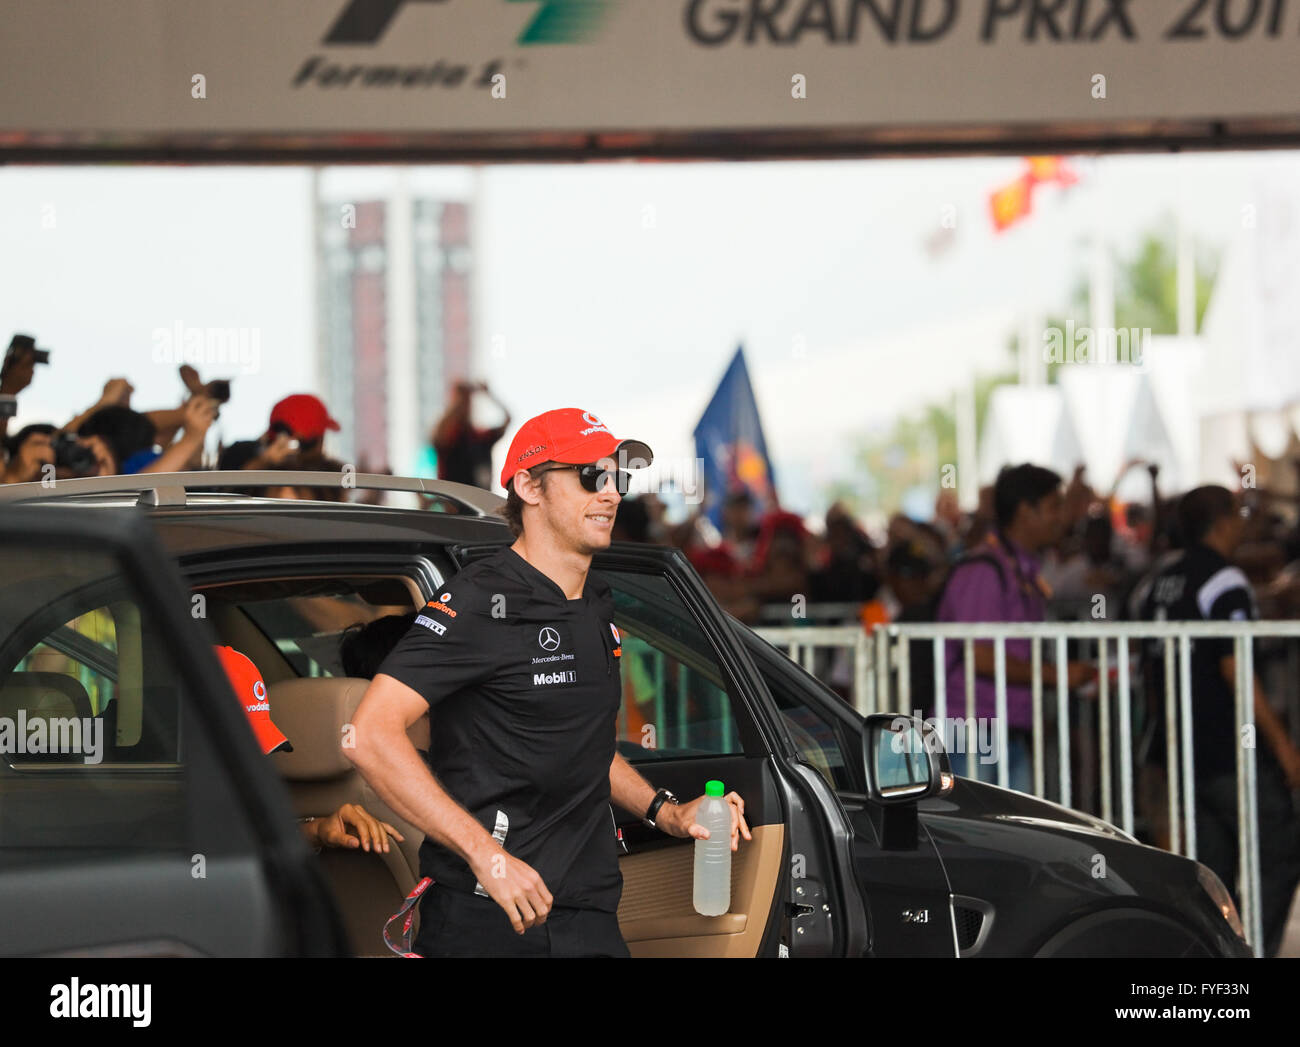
993, 463, 1063, 530
499, 468, 551, 537
4, 422, 55, 460
77, 406, 156, 472
1178, 485, 1235, 546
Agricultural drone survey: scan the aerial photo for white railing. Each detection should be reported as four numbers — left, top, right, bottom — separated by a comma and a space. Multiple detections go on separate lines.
754, 618, 1299, 958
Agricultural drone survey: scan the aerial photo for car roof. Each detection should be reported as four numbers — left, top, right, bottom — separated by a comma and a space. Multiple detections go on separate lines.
0, 470, 504, 512
0, 470, 512, 558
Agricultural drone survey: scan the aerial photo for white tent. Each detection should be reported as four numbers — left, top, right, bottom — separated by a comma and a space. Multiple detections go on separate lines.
978, 385, 1084, 485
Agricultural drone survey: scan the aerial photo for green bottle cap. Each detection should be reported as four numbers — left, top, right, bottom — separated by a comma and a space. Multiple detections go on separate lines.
705, 780, 724, 797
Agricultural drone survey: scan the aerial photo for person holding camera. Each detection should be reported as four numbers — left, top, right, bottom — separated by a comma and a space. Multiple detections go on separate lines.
1, 424, 56, 485
431, 381, 511, 490
0, 334, 50, 443
218, 393, 340, 472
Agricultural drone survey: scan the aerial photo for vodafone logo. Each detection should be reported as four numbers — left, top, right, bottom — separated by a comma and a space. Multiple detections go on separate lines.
610, 623, 621, 644
579, 410, 611, 437
253, 679, 267, 702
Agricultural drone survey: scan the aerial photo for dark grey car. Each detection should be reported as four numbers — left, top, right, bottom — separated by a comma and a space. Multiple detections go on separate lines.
0, 472, 1251, 958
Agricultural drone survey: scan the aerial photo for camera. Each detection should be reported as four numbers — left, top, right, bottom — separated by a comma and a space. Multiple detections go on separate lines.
4, 335, 50, 371
206, 379, 231, 404
53, 432, 98, 476
0, 395, 16, 419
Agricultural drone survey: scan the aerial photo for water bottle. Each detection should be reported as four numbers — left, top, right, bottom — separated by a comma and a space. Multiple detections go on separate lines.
693, 780, 731, 916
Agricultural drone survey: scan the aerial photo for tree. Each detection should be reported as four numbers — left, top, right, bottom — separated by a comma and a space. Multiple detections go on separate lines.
831, 218, 1219, 520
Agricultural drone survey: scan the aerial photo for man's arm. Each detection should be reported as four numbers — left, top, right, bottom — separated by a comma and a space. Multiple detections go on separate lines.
609, 748, 751, 849
610, 751, 658, 823
61, 378, 133, 434
347, 673, 553, 933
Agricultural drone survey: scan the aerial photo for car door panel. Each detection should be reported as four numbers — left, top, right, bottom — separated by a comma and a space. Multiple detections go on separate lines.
612, 754, 785, 956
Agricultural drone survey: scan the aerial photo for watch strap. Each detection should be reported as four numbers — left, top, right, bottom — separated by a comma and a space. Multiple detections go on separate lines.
643, 787, 678, 828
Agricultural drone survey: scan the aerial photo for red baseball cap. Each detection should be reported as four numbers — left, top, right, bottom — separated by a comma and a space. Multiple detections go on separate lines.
215, 645, 292, 755
268, 394, 341, 442
499, 408, 653, 491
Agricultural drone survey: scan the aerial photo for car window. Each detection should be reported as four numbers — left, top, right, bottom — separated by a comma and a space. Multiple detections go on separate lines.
0, 545, 210, 853
207, 576, 419, 677
17, 608, 118, 716
605, 570, 744, 763
751, 640, 857, 793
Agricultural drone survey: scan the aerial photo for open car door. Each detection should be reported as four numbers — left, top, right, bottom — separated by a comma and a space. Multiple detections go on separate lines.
0, 505, 346, 957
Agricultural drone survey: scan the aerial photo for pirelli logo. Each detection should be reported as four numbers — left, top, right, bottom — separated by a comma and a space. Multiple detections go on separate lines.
533, 670, 576, 686
414, 614, 446, 635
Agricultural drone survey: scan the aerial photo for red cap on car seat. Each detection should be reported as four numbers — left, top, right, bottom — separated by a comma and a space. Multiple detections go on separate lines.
499, 408, 653, 491
215, 645, 292, 755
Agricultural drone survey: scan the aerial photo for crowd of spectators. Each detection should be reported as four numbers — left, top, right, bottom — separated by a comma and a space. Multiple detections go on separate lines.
613, 460, 1300, 956
0, 332, 355, 497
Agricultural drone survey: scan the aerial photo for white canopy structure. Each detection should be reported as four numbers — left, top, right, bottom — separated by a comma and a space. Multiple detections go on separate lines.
977, 385, 1084, 487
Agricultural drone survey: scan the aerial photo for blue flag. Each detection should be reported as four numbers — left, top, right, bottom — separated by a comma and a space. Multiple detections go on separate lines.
693, 346, 777, 528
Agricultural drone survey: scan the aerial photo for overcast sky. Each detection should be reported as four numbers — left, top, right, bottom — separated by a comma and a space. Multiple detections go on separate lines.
2, 151, 1293, 515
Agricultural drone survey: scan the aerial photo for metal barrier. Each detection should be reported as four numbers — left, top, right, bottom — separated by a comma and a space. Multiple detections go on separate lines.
754, 617, 1300, 958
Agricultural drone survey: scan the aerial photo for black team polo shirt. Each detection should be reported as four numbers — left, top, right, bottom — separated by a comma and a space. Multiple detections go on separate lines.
1135, 543, 1261, 779
376, 545, 624, 913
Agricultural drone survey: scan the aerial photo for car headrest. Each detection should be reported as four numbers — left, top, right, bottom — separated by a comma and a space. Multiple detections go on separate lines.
0, 672, 93, 723
268, 676, 371, 781
266, 675, 428, 781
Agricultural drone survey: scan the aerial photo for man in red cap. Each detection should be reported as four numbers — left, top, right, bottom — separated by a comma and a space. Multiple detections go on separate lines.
216, 645, 401, 854
217, 393, 340, 472
348, 408, 750, 957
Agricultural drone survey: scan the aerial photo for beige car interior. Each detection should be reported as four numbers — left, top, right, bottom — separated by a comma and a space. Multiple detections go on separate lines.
203, 575, 786, 957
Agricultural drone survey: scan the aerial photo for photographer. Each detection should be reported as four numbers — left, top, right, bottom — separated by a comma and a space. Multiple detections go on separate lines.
431, 380, 510, 490
0, 334, 49, 443
70, 396, 218, 478
1, 424, 56, 485
218, 393, 339, 472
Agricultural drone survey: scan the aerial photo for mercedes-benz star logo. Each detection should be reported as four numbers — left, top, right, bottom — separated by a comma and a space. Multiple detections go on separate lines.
538, 627, 561, 651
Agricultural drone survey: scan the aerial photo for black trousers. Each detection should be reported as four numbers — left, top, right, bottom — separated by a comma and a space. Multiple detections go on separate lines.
1194, 757, 1300, 958
413, 883, 630, 958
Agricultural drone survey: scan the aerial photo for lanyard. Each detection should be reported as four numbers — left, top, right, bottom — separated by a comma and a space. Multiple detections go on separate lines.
384, 876, 433, 958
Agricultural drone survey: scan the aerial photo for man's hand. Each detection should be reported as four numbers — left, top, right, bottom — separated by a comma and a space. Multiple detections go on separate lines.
100, 377, 134, 407
258, 431, 297, 467
467, 846, 553, 935
0, 349, 35, 396
661, 791, 752, 851
313, 803, 404, 853
1044, 661, 1097, 692
181, 394, 219, 437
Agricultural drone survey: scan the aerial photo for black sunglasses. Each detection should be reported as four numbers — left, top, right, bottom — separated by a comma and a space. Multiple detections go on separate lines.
534, 462, 633, 495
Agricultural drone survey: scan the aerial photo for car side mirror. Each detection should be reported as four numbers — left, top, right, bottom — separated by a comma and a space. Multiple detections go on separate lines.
862, 713, 954, 805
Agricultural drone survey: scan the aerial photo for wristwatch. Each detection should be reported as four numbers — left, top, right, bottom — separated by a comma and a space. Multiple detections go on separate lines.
643, 787, 679, 829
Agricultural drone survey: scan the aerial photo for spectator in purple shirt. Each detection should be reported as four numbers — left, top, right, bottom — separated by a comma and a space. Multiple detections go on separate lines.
937, 464, 1094, 792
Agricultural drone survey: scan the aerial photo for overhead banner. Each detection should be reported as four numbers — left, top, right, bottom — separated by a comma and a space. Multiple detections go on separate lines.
3, 0, 1300, 149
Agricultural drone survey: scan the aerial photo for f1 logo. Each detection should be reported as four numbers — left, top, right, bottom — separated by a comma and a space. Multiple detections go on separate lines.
324, 0, 449, 44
